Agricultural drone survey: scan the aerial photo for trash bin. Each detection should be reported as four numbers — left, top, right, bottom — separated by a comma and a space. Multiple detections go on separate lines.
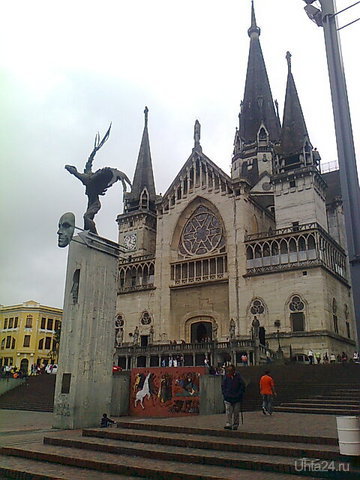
336, 416, 360, 456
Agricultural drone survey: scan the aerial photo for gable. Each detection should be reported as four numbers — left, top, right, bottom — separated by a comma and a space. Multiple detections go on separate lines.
161, 150, 233, 207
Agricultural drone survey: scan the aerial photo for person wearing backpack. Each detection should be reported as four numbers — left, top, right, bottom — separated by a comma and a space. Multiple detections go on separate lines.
221, 364, 246, 430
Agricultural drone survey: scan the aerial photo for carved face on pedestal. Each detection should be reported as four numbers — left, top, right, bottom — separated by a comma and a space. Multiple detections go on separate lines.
57, 212, 75, 247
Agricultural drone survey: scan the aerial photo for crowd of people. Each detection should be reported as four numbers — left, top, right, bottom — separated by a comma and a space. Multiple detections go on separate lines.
307, 349, 359, 364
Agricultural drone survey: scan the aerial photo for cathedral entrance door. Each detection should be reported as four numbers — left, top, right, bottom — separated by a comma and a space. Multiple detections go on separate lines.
191, 321, 212, 343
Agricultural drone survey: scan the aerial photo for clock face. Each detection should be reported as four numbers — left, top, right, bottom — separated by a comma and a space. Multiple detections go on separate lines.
124, 233, 136, 250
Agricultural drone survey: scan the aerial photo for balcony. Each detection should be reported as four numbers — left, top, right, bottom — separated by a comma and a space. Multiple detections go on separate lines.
245, 223, 347, 282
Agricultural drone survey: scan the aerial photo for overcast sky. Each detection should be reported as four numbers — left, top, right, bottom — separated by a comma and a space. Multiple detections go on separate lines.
1, 0, 359, 309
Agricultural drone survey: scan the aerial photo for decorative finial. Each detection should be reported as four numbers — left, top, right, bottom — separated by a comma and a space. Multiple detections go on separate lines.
286, 51, 292, 72
193, 120, 202, 152
194, 120, 200, 145
144, 106, 149, 127
248, 0, 261, 37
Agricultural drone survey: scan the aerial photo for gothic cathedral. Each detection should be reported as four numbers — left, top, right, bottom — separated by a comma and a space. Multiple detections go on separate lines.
114, 4, 356, 369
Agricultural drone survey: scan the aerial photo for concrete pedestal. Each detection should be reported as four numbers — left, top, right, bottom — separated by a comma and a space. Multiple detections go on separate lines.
53, 233, 118, 429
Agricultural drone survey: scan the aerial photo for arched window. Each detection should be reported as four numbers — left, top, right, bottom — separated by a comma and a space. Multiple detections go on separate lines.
332, 298, 338, 334
246, 246, 254, 260
289, 295, 305, 332
25, 315, 33, 328
140, 188, 149, 209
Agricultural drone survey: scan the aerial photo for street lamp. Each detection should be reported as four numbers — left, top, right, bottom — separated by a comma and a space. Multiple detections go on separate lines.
302, 0, 360, 347
274, 320, 282, 355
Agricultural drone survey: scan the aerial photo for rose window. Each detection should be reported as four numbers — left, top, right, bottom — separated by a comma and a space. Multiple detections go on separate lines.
179, 206, 225, 256
250, 299, 265, 315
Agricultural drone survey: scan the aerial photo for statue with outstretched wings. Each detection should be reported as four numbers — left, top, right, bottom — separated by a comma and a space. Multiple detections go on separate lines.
65, 125, 131, 234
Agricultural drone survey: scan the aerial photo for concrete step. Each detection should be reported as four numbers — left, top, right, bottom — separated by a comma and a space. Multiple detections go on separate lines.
49, 428, 339, 460
295, 399, 359, 405
280, 403, 359, 410
0, 453, 145, 480
0, 443, 321, 480
275, 406, 360, 415
115, 420, 338, 445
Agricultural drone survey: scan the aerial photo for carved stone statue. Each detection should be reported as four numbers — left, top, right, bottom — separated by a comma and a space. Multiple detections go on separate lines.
229, 318, 236, 340
114, 316, 124, 347
115, 328, 123, 347
212, 322, 218, 341
65, 125, 132, 234
149, 325, 154, 344
251, 316, 260, 340
133, 326, 139, 345
57, 212, 75, 247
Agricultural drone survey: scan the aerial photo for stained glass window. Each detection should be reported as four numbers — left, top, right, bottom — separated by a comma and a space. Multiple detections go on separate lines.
179, 206, 225, 257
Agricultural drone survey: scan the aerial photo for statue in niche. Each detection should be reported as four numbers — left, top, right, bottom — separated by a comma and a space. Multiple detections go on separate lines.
229, 318, 236, 340
133, 326, 139, 345
65, 125, 132, 234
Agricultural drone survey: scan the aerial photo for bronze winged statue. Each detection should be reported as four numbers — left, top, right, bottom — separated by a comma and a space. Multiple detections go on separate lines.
65, 125, 131, 234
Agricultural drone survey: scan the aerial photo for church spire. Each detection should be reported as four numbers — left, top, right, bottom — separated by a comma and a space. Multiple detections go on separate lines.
125, 106, 156, 212
238, 1, 280, 146
248, 0, 260, 37
275, 52, 321, 174
280, 52, 313, 159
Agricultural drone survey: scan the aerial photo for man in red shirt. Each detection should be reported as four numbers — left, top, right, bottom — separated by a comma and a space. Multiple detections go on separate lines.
259, 370, 276, 415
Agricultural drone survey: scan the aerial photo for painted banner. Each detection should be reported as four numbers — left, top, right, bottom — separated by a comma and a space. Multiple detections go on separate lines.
129, 366, 206, 417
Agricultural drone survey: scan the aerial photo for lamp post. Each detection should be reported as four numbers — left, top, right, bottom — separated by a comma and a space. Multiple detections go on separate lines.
274, 320, 283, 357
303, 0, 360, 347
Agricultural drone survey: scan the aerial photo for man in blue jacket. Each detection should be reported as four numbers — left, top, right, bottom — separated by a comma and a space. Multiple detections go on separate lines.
221, 364, 245, 430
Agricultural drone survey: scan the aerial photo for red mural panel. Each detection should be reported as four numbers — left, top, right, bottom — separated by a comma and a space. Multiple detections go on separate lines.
129, 367, 207, 417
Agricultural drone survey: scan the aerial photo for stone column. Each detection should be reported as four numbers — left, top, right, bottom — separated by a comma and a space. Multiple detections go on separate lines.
53, 233, 118, 429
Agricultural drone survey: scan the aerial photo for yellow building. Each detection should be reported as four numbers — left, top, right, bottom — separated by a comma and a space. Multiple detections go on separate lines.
0, 300, 62, 374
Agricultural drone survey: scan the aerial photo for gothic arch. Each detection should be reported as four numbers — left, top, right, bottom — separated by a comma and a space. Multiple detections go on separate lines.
284, 293, 308, 332
246, 297, 269, 331
181, 310, 222, 343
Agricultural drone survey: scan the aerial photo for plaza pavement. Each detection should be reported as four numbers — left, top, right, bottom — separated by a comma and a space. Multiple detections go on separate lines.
0, 408, 338, 447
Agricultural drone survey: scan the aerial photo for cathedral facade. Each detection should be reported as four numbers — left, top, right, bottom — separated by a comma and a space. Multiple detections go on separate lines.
114, 5, 356, 368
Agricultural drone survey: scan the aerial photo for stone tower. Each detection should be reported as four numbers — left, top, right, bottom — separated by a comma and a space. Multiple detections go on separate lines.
231, 1, 280, 189
117, 107, 157, 257
272, 52, 327, 230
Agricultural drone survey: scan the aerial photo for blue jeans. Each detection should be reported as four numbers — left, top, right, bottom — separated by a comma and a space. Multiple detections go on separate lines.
262, 394, 273, 414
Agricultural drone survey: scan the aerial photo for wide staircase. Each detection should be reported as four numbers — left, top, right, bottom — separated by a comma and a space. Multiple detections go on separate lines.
1, 420, 360, 479
239, 363, 360, 414
0, 363, 359, 414
0, 374, 55, 412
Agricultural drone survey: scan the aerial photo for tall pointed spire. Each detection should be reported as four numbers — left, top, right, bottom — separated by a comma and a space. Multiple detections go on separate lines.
238, 1, 280, 145
125, 106, 156, 212
248, 0, 260, 37
280, 52, 311, 158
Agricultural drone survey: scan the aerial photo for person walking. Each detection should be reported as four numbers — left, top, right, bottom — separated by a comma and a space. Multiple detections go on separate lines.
221, 364, 246, 430
260, 370, 276, 415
